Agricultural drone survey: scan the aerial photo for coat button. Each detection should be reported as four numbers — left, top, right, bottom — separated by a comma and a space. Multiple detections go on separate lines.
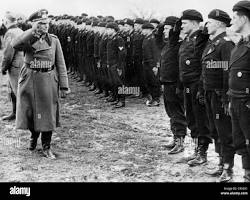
186, 60, 190, 65
237, 72, 242, 77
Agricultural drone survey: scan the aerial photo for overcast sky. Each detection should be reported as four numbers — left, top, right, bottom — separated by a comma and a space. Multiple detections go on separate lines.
0, 0, 241, 21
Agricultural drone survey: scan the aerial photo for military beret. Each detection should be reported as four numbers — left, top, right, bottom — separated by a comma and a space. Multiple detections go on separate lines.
106, 16, 115, 21
142, 22, 155, 29
81, 13, 88, 17
150, 18, 160, 24
81, 18, 87, 23
86, 20, 92, 25
106, 22, 119, 31
98, 22, 107, 27
134, 18, 144, 24
124, 18, 134, 26
164, 16, 179, 26
28, 9, 49, 22
116, 20, 125, 25
97, 15, 103, 19
181, 9, 203, 22
233, 1, 250, 15
5, 11, 17, 22
92, 20, 99, 27
208, 9, 231, 27
106, 18, 114, 23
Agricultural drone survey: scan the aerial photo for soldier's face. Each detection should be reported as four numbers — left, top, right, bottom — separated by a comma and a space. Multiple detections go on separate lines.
124, 24, 133, 32
134, 23, 142, 31
231, 11, 246, 33
38, 20, 49, 33
181, 20, 193, 35
163, 25, 172, 39
207, 18, 219, 35
142, 29, 152, 36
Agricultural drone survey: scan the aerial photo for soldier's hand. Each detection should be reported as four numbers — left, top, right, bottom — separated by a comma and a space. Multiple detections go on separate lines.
97, 61, 101, 68
222, 102, 230, 116
61, 89, 69, 98
152, 67, 158, 76
174, 19, 182, 33
196, 91, 205, 105
228, 102, 232, 116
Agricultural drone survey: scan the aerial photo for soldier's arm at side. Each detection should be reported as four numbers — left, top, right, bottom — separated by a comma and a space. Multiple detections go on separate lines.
1, 33, 15, 72
55, 37, 69, 90
221, 41, 235, 104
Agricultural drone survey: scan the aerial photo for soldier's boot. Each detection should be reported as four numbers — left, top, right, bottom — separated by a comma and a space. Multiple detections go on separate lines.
89, 84, 96, 91
188, 143, 208, 167
2, 92, 16, 121
176, 138, 199, 163
94, 88, 103, 95
147, 99, 160, 107
163, 136, 176, 150
205, 156, 223, 177
41, 132, 56, 160
105, 96, 117, 103
243, 169, 250, 182
113, 97, 125, 109
99, 90, 109, 99
77, 77, 84, 82
85, 82, 92, 87
168, 137, 184, 155
29, 130, 40, 151
218, 163, 234, 182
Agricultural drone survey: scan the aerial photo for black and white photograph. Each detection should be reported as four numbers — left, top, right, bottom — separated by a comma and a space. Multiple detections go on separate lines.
0, 0, 250, 198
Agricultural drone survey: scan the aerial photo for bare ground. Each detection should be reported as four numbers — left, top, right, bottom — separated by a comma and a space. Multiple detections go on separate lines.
0, 53, 244, 182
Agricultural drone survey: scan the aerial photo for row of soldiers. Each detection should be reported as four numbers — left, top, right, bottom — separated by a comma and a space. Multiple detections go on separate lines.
47, 1, 250, 182
48, 15, 163, 108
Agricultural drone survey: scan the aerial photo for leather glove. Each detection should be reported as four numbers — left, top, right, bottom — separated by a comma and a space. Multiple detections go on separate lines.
1, 69, 7, 75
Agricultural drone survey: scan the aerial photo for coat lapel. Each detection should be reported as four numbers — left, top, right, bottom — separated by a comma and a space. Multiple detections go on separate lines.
32, 39, 51, 53
230, 44, 249, 66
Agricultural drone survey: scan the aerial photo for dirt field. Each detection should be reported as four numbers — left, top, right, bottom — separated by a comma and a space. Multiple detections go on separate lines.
0, 52, 244, 182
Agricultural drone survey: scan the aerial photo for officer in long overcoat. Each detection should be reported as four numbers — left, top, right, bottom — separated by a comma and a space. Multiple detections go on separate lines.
12, 9, 69, 159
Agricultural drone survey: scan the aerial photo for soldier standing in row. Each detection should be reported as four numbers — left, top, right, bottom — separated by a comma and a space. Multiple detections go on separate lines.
177, 10, 212, 166
106, 22, 126, 108
12, 9, 69, 159
132, 18, 145, 97
1, 12, 24, 121
142, 22, 161, 107
160, 16, 187, 154
228, 0, 250, 182
202, 10, 235, 182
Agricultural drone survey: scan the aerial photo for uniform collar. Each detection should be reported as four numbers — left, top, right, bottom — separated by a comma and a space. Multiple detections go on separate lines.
186, 29, 200, 41
7, 24, 18, 30
210, 32, 226, 44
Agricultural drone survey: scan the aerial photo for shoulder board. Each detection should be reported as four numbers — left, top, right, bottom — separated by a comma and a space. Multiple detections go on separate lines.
50, 34, 58, 38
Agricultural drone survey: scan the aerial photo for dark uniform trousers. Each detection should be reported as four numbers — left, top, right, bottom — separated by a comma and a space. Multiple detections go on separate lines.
143, 62, 161, 100
184, 82, 211, 144
30, 129, 52, 150
230, 98, 250, 169
205, 90, 235, 166
109, 64, 125, 102
163, 83, 187, 137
